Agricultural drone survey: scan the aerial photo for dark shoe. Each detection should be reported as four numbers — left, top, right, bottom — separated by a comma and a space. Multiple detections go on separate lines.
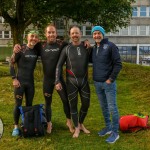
106, 132, 119, 144
98, 128, 111, 136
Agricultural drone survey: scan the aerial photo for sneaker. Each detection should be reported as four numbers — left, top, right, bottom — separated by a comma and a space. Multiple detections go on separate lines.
12, 128, 20, 136
106, 132, 119, 144
98, 128, 111, 136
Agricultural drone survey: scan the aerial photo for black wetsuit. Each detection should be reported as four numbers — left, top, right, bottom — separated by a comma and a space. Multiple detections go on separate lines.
10, 45, 38, 125
55, 43, 90, 127
36, 41, 71, 122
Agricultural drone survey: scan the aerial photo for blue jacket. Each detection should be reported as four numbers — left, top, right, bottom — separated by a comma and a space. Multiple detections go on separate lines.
91, 38, 122, 82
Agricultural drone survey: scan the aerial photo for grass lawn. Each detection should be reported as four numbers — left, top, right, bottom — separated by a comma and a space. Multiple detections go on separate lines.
0, 47, 12, 61
0, 63, 150, 150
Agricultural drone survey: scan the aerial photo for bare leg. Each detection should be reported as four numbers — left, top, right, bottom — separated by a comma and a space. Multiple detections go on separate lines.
79, 124, 90, 134
73, 126, 80, 138
66, 118, 74, 133
47, 122, 52, 134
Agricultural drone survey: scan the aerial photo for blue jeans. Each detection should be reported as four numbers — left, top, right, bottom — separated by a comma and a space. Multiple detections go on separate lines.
94, 81, 119, 133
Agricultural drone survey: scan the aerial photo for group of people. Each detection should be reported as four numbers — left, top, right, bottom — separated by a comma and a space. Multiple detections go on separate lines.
10, 24, 122, 143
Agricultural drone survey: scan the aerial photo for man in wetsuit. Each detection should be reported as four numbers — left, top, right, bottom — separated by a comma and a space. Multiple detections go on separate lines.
37, 25, 74, 133
13, 24, 74, 134
10, 31, 39, 136
55, 26, 91, 138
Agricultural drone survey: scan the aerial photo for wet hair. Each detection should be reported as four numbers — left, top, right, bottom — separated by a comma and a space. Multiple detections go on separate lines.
44, 24, 57, 33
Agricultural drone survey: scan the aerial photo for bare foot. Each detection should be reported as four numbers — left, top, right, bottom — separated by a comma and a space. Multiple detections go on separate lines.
73, 127, 80, 138
66, 119, 74, 133
80, 124, 90, 134
47, 122, 52, 134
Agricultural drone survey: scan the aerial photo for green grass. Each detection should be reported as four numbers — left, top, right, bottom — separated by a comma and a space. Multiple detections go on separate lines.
0, 47, 12, 61
0, 63, 150, 150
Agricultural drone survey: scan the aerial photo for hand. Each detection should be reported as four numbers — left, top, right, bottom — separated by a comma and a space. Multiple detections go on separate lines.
55, 83, 62, 91
13, 44, 21, 53
105, 79, 112, 84
84, 39, 91, 48
13, 79, 21, 88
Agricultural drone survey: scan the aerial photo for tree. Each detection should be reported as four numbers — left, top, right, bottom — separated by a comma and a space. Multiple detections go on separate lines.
0, 0, 135, 46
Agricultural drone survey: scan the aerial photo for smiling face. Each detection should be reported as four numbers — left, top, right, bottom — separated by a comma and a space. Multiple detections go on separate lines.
69, 27, 81, 45
92, 31, 104, 45
27, 33, 39, 47
45, 25, 57, 43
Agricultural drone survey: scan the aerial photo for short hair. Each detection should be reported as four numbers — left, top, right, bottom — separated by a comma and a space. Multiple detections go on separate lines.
44, 24, 57, 33
69, 25, 81, 34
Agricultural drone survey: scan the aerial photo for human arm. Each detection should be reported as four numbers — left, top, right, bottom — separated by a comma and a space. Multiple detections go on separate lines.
83, 39, 91, 49
13, 44, 21, 53
10, 53, 21, 88
55, 46, 67, 90
108, 44, 122, 82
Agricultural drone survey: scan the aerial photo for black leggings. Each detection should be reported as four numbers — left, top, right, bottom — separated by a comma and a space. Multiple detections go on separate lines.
43, 78, 71, 122
67, 78, 90, 127
13, 82, 34, 125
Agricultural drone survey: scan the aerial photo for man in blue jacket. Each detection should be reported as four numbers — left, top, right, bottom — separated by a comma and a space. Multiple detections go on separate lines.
91, 26, 122, 143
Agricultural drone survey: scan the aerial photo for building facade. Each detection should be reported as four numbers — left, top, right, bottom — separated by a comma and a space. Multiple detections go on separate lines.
0, 0, 150, 65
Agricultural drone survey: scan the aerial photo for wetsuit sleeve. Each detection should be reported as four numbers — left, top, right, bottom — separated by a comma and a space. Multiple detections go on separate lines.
34, 42, 42, 56
55, 47, 67, 84
109, 44, 122, 81
10, 53, 20, 79
88, 47, 93, 63
60, 41, 68, 50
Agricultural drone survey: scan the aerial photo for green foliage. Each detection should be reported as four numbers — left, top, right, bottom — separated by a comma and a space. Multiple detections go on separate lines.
1, 62, 150, 150
0, 0, 135, 45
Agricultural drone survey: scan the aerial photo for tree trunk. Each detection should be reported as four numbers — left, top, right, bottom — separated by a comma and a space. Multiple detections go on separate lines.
11, 24, 25, 46
63, 17, 70, 42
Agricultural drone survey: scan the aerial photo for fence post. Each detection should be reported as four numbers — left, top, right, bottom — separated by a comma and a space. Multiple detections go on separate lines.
136, 44, 139, 64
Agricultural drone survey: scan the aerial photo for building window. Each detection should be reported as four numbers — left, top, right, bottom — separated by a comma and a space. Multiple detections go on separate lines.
4, 31, 10, 38
111, 32, 119, 36
86, 26, 92, 35
132, 7, 138, 17
130, 26, 137, 35
140, 26, 146, 35
149, 26, 150, 35
78, 26, 83, 33
121, 27, 128, 35
0, 31, 2, 38
148, 7, 150, 16
55, 20, 64, 30
118, 46, 136, 63
140, 6, 146, 16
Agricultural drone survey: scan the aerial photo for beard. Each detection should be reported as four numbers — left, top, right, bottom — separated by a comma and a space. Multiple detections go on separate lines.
95, 38, 102, 43
30, 42, 36, 46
